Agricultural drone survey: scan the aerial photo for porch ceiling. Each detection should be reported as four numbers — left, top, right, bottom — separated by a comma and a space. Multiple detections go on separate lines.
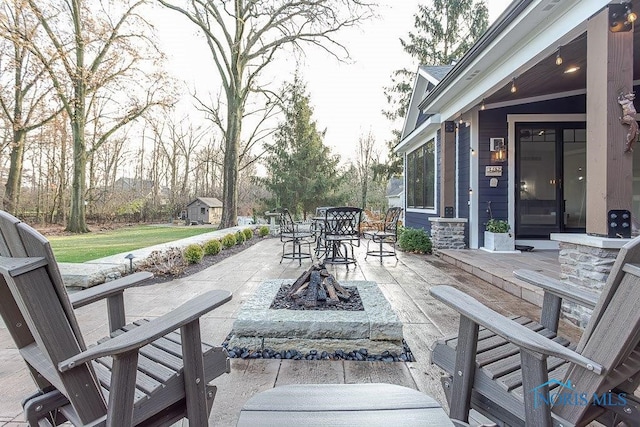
485, 24, 639, 105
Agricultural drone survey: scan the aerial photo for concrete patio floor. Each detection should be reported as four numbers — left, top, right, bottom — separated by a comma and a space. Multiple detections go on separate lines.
0, 237, 581, 426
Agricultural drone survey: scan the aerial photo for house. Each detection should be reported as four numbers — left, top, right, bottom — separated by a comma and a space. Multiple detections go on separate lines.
186, 197, 223, 224
386, 177, 404, 209
395, 0, 639, 254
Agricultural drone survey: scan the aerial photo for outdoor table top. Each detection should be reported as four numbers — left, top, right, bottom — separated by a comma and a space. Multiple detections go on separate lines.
236, 383, 453, 426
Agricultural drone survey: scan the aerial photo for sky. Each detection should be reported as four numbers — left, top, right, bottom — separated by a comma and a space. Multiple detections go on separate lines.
152, 0, 514, 163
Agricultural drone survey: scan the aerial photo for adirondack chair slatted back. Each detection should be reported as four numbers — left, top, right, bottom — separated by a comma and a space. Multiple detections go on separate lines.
1, 256, 107, 423
0, 212, 85, 348
553, 255, 640, 422
553, 238, 640, 422
0, 211, 106, 423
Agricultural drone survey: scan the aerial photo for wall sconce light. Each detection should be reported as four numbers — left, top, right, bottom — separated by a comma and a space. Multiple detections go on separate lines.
555, 48, 563, 66
610, 2, 636, 32
510, 77, 517, 93
471, 148, 476, 156
490, 137, 507, 163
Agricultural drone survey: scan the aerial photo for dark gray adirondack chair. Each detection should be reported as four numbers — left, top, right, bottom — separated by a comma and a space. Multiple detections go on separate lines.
430, 236, 640, 426
0, 211, 231, 426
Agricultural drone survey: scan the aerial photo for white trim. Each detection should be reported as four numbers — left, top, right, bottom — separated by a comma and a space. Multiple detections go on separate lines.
396, 114, 441, 153
405, 137, 438, 215
406, 208, 438, 215
469, 109, 480, 249
507, 114, 587, 240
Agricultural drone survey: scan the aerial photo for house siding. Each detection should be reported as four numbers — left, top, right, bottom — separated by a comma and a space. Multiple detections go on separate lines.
406, 211, 436, 233
477, 94, 586, 246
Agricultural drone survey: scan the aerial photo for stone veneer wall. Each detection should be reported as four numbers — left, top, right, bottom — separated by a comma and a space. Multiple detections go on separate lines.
557, 241, 620, 327
428, 218, 467, 251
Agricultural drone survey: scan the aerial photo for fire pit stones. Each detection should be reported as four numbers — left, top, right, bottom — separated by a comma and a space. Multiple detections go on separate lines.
227, 279, 404, 354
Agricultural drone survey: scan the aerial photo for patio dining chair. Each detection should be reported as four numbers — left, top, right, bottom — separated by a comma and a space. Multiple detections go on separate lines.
0, 210, 232, 426
279, 208, 314, 266
323, 207, 362, 269
430, 234, 640, 426
363, 207, 403, 262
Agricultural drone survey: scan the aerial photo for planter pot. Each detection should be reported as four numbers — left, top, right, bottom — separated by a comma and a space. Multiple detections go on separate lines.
483, 231, 515, 252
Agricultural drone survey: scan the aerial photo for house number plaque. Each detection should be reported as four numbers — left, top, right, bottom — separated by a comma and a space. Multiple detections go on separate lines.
485, 166, 503, 177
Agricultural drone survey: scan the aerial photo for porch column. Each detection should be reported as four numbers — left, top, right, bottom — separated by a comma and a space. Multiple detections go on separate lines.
586, 6, 634, 236
440, 123, 456, 215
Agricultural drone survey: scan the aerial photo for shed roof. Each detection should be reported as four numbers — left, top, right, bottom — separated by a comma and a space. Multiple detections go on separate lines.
188, 197, 223, 208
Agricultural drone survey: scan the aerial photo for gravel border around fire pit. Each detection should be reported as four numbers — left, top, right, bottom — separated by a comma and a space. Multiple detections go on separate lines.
222, 337, 416, 362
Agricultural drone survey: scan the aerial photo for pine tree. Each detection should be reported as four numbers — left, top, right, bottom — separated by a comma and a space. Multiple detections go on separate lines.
378, 0, 489, 178
261, 75, 342, 218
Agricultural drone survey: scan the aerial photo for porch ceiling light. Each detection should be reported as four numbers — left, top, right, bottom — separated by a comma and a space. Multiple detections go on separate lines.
510, 77, 517, 93
564, 66, 581, 74
480, 99, 486, 110
555, 48, 563, 66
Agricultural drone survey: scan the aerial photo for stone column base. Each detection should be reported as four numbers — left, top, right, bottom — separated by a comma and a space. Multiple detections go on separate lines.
428, 217, 467, 252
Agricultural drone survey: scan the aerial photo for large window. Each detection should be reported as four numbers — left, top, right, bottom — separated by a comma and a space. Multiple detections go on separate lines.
407, 140, 435, 209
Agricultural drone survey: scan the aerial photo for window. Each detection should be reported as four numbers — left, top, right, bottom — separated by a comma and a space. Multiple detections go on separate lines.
200, 207, 206, 215
407, 139, 435, 209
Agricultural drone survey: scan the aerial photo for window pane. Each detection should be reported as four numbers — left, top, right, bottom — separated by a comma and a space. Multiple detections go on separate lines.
407, 150, 415, 207
425, 140, 435, 209
415, 147, 425, 207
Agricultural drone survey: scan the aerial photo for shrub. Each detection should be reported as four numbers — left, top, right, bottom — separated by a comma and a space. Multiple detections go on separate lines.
183, 244, 204, 264
398, 227, 432, 254
139, 247, 186, 276
486, 219, 510, 233
258, 225, 270, 237
221, 233, 237, 248
243, 228, 253, 240
236, 230, 246, 245
203, 239, 222, 256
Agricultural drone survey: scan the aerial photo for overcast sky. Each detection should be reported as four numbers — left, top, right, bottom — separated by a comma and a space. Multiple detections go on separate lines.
152, 0, 513, 163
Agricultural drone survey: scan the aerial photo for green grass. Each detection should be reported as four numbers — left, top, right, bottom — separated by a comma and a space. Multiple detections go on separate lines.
47, 225, 218, 263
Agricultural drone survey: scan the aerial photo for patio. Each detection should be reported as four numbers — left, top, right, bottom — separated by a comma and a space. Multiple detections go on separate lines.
0, 237, 579, 426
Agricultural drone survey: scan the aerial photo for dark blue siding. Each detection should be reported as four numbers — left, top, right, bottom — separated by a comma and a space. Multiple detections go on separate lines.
405, 211, 436, 234
477, 94, 586, 246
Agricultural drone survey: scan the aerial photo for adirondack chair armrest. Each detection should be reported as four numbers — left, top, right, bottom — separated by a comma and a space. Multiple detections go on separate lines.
69, 272, 154, 308
58, 289, 232, 372
430, 285, 603, 375
513, 269, 599, 309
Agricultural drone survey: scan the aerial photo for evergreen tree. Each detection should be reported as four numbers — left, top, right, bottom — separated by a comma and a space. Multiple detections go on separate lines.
261, 76, 342, 218
377, 0, 489, 178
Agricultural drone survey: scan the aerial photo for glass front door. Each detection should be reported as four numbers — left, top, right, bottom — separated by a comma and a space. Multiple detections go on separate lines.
516, 123, 586, 238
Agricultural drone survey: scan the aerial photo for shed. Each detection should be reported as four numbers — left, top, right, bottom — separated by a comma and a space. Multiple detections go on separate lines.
186, 197, 223, 224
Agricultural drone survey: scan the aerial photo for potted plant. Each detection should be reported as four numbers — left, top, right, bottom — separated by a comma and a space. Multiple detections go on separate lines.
483, 218, 515, 252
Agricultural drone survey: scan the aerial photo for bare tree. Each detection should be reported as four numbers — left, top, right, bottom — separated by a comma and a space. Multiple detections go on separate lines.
157, 0, 375, 228
21, 0, 174, 232
354, 130, 378, 209
0, 1, 62, 214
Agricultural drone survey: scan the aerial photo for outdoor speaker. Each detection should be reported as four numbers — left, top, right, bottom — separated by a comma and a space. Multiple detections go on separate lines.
608, 209, 631, 238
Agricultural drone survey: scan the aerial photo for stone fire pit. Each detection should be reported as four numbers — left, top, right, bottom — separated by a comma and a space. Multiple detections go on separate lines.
227, 279, 404, 354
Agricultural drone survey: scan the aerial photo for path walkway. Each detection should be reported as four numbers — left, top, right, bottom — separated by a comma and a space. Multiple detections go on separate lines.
0, 237, 580, 426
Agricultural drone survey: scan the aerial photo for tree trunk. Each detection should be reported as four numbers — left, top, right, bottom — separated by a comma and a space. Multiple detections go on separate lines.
67, 109, 89, 232
3, 129, 26, 215
220, 97, 241, 228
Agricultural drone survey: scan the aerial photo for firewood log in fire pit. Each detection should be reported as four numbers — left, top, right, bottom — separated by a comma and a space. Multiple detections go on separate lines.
287, 263, 349, 307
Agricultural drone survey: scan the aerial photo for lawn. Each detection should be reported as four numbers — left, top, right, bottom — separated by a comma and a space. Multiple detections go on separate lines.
47, 225, 219, 263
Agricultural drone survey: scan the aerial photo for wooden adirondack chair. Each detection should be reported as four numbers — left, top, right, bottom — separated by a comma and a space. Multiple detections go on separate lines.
430, 236, 640, 426
0, 211, 232, 426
